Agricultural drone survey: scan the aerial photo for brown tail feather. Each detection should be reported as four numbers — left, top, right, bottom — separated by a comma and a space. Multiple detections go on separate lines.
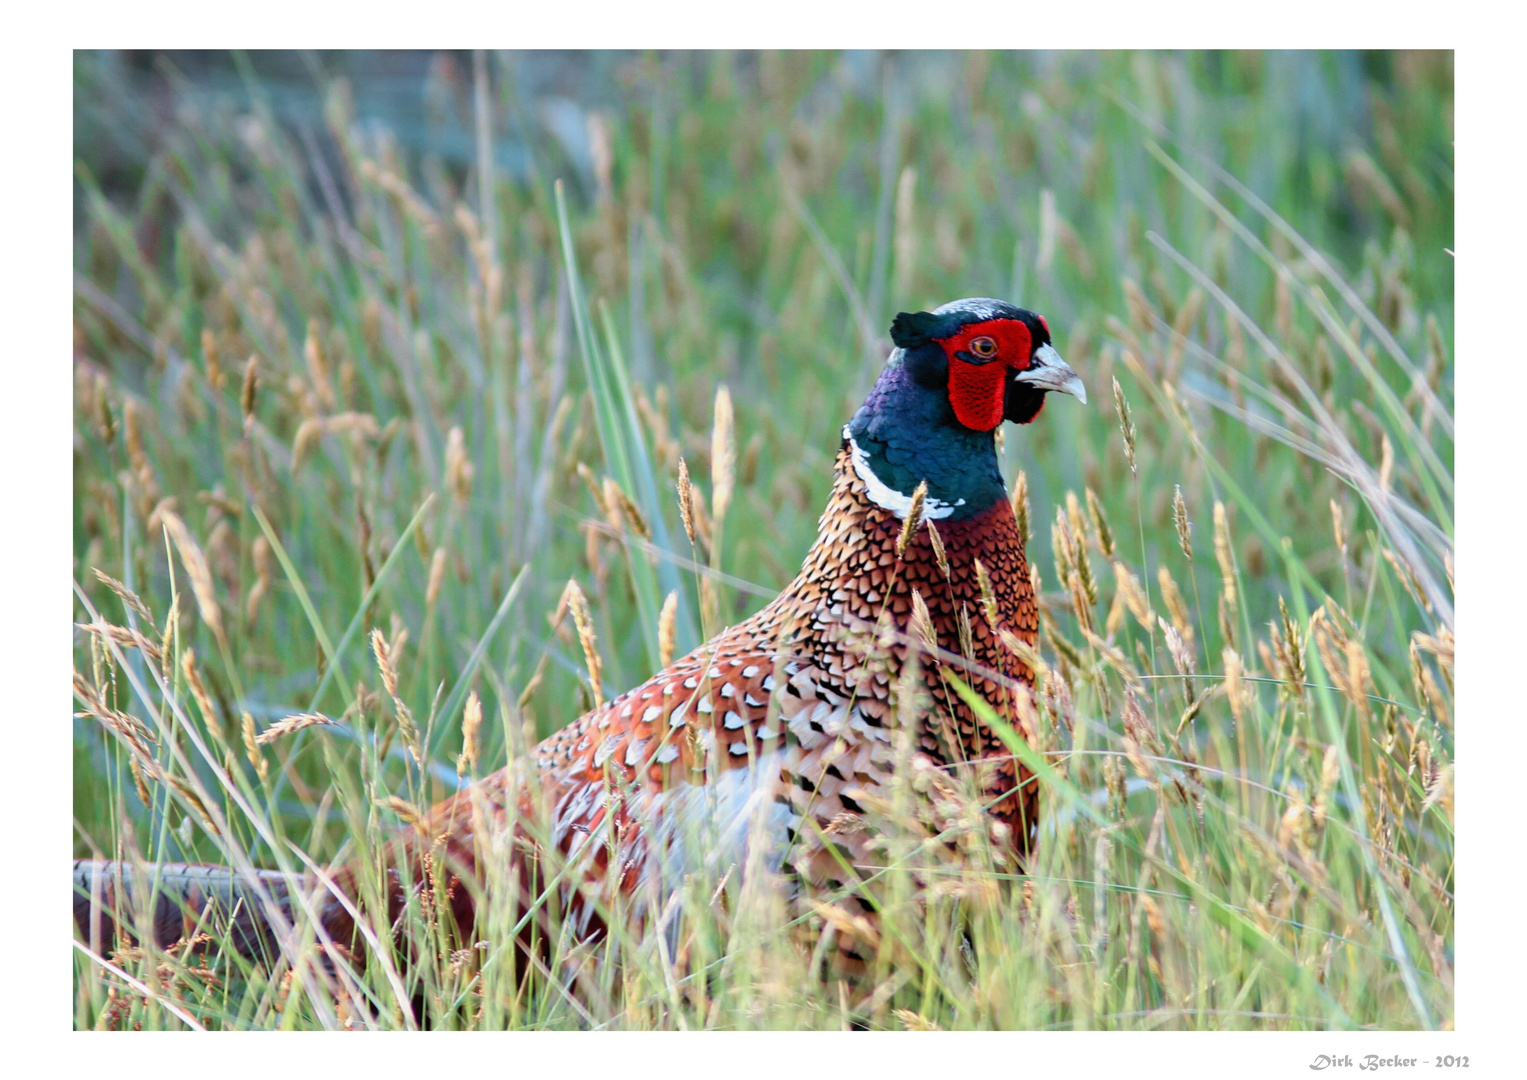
72, 860, 297, 962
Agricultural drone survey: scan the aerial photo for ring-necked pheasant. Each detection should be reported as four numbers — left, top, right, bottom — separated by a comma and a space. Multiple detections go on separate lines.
75, 297, 1085, 976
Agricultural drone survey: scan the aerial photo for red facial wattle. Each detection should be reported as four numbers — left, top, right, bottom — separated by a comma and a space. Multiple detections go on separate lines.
939, 319, 1033, 431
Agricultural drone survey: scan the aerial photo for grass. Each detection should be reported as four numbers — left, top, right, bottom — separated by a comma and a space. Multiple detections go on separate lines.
71, 49, 1453, 1031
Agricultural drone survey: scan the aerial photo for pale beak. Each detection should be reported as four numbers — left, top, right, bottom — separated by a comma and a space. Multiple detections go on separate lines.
1013, 343, 1086, 404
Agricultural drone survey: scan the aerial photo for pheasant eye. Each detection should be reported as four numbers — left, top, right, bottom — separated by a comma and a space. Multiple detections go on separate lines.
969, 336, 997, 358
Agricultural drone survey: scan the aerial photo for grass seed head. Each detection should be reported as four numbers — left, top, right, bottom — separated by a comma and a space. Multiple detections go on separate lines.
927, 520, 950, 580
606, 477, 651, 541
897, 480, 928, 559
957, 602, 975, 662
1157, 564, 1193, 648
445, 426, 474, 507
426, 545, 448, 610
129, 754, 153, 806
562, 578, 604, 707
1213, 500, 1237, 619
372, 628, 422, 764
710, 385, 736, 525
180, 649, 225, 746
161, 511, 224, 642
1085, 486, 1114, 558
1012, 470, 1031, 543
676, 457, 698, 548
376, 796, 426, 830
1172, 485, 1193, 560
94, 374, 116, 443
241, 711, 268, 779
457, 691, 482, 775
974, 557, 999, 631
240, 356, 259, 427
909, 589, 938, 660
92, 567, 153, 624
658, 590, 678, 668
304, 319, 336, 411
1113, 560, 1155, 631
1222, 646, 1250, 723
1112, 376, 1137, 475
255, 712, 335, 745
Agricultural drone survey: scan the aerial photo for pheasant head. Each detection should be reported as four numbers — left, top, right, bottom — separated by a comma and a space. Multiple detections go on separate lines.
844, 297, 1086, 523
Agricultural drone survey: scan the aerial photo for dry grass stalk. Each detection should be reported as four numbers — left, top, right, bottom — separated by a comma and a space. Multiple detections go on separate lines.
74, 671, 156, 760
445, 426, 474, 507
457, 691, 482, 775
1330, 499, 1348, 558
957, 603, 975, 663
1112, 377, 1137, 475
376, 796, 426, 829
1261, 597, 1308, 699
92, 568, 153, 624
561, 579, 604, 707
1172, 485, 1193, 560
371, 628, 422, 765
710, 385, 736, 525
201, 328, 223, 390
157, 593, 180, 679
1421, 763, 1453, 820
809, 900, 880, 950
604, 477, 651, 541
1213, 501, 1238, 635
927, 520, 950, 580
658, 590, 678, 668
94, 373, 116, 443
255, 712, 335, 745
1314, 745, 1341, 831
631, 383, 680, 469
241, 711, 268, 780
123, 397, 149, 476
1222, 647, 1250, 724
160, 511, 225, 643
896, 481, 928, 559
1053, 507, 1096, 631
240, 356, 259, 427
129, 754, 153, 806
576, 462, 609, 519
292, 417, 321, 472
1121, 277, 1155, 334
998, 628, 1044, 683
1012, 470, 1031, 543
675, 457, 698, 549
76, 620, 165, 667
908, 589, 939, 661
1159, 617, 1196, 696
1120, 688, 1158, 780
426, 546, 448, 610
894, 1009, 942, 1032
1104, 583, 1129, 638
180, 649, 225, 746
1050, 512, 1075, 597
247, 535, 272, 624
304, 319, 336, 412
973, 558, 999, 632
1156, 565, 1193, 649
1085, 487, 1115, 558
1112, 560, 1154, 632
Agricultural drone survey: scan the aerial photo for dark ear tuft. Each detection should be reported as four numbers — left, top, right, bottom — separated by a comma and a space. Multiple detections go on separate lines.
890, 311, 940, 349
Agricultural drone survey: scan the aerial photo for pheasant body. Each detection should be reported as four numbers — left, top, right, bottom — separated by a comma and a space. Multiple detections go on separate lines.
75, 297, 1085, 974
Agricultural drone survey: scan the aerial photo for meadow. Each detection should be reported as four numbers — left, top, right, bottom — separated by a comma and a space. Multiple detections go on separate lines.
71, 50, 1454, 1030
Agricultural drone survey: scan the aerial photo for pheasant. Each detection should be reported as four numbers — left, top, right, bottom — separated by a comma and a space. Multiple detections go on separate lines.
75, 297, 1085, 978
